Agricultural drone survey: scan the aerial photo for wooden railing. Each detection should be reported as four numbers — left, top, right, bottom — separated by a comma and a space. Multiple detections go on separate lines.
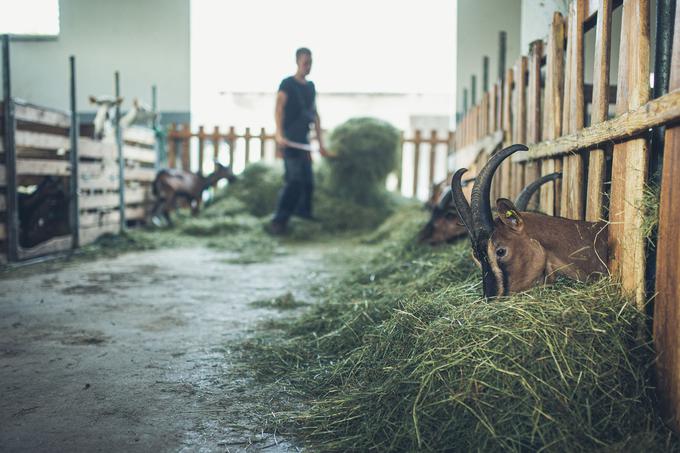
166, 124, 454, 198
453, 0, 680, 429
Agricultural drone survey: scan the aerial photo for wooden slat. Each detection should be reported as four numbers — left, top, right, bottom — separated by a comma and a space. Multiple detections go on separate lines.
124, 166, 155, 182
79, 210, 121, 228
654, 1, 680, 431
561, 0, 586, 220
168, 123, 177, 168
525, 40, 544, 210
79, 137, 117, 160
13, 101, 71, 128
513, 56, 528, 200
16, 158, 70, 176
181, 123, 191, 171
500, 68, 514, 198
540, 12, 565, 215
428, 130, 438, 187
79, 223, 120, 246
79, 193, 120, 210
79, 162, 119, 190
17, 235, 73, 260
122, 127, 156, 146
413, 129, 421, 197
125, 187, 149, 205
123, 145, 156, 164
125, 206, 147, 221
608, 0, 650, 308
586, 0, 613, 221
14, 130, 69, 151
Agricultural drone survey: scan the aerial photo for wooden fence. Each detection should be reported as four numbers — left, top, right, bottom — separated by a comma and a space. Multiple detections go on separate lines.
166, 123, 454, 198
453, 0, 680, 431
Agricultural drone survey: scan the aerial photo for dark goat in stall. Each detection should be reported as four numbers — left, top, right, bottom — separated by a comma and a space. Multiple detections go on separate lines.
419, 172, 562, 246
151, 162, 236, 225
18, 176, 71, 248
450, 144, 609, 298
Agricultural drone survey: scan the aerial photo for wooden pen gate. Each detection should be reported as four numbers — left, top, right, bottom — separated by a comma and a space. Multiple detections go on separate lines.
454, 0, 680, 430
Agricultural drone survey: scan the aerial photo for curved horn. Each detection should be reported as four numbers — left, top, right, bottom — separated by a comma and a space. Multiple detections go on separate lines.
514, 172, 562, 211
470, 144, 528, 235
450, 168, 474, 236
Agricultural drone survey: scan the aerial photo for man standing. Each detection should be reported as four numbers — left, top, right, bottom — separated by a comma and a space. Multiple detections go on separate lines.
269, 47, 331, 234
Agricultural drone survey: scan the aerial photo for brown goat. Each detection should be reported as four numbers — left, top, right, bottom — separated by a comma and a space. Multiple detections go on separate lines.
151, 162, 236, 225
450, 144, 609, 298
419, 172, 562, 246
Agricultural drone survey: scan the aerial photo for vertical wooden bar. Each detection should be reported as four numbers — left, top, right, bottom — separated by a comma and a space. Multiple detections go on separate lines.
428, 129, 438, 187
181, 123, 191, 172
197, 125, 205, 174
244, 127, 251, 165
561, 0, 586, 220
500, 68, 514, 198
228, 126, 236, 167
586, 0, 613, 221
654, 1, 680, 431
413, 129, 421, 198
540, 12, 566, 216
513, 56, 528, 199
608, 0, 651, 308
483, 56, 490, 93
259, 127, 266, 160
212, 126, 220, 188
397, 131, 404, 193
525, 40, 544, 210
489, 84, 498, 132
168, 123, 177, 168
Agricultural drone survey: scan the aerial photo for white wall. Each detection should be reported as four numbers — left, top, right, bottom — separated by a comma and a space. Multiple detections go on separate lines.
520, 0, 568, 52
7, 0, 190, 120
456, 0, 522, 117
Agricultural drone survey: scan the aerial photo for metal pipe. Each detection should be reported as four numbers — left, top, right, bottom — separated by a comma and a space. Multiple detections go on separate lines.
2, 34, 18, 262
483, 56, 489, 93
463, 89, 468, 114
115, 71, 126, 231
471, 75, 477, 106
69, 55, 80, 249
498, 31, 507, 82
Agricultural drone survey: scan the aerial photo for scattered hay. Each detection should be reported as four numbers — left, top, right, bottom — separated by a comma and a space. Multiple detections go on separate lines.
249, 292, 309, 310
240, 207, 677, 452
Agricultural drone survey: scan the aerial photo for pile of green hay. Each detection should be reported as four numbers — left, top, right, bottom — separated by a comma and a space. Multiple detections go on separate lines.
241, 205, 677, 452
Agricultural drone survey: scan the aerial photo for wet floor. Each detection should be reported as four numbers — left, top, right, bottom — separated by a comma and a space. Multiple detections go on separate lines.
0, 244, 340, 452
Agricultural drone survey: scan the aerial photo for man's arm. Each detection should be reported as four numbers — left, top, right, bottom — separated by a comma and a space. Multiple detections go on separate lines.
275, 90, 287, 146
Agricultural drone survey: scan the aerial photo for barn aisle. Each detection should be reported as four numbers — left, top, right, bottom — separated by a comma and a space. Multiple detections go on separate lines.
0, 244, 339, 452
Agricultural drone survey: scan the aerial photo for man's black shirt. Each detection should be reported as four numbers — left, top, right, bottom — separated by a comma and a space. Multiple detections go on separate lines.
279, 76, 316, 156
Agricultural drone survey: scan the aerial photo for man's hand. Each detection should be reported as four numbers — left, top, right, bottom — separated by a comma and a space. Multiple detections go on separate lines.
275, 132, 288, 147
319, 146, 336, 159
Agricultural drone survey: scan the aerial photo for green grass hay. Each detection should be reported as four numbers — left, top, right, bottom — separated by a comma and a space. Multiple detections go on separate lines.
241, 205, 677, 452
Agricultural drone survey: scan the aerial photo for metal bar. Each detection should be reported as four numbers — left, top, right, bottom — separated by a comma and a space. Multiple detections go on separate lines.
483, 56, 489, 92
463, 88, 468, 113
115, 71, 126, 231
471, 75, 477, 106
69, 55, 79, 249
2, 34, 18, 262
499, 31, 507, 82
152, 84, 162, 170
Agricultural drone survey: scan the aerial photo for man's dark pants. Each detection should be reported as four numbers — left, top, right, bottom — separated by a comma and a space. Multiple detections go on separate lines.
272, 152, 313, 225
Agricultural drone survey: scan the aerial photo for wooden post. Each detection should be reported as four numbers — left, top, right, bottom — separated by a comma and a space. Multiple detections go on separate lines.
463, 88, 469, 113
560, 0, 586, 220
244, 127, 251, 165
540, 12, 565, 216
259, 127, 266, 160
198, 125, 205, 174
397, 130, 404, 193
500, 68, 514, 198
489, 83, 498, 132
413, 129, 421, 198
654, 0, 680, 430
181, 123, 191, 172
608, 0, 651, 308
228, 126, 236, 167
471, 75, 477, 106
68, 55, 80, 248
525, 40, 543, 210
428, 129, 438, 187
513, 56, 528, 199
212, 125, 220, 187
114, 71, 125, 231
586, 0, 613, 221
168, 123, 177, 168
499, 31, 507, 82
483, 56, 489, 92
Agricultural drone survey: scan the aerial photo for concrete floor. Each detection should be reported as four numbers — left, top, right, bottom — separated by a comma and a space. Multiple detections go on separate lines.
0, 245, 336, 452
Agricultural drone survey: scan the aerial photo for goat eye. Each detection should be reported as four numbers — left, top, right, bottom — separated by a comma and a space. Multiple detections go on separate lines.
445, 211, 457, 220
496, 247, 507, 258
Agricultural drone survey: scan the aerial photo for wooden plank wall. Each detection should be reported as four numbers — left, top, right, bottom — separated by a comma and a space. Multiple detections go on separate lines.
122, 127, 156, 223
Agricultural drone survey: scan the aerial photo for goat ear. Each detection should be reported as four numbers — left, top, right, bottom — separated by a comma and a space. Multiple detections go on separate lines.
496, 198, 524, 231
116, 97, 124, 105
89, 95, 97, 104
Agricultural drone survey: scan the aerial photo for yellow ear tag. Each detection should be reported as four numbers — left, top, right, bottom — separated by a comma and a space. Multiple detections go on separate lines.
505, 210, 514, 218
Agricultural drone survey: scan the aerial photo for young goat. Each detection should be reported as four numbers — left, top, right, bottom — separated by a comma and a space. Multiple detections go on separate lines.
151, 162, 236, 225
450, 144, 609, 298
89, 95, 124, 141
419, 172, 562, 246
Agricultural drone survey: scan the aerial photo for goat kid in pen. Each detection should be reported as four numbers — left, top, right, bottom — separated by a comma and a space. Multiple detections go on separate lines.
151, 162, 236, 226
419, 172, 562, 246
451, 144, 609, 298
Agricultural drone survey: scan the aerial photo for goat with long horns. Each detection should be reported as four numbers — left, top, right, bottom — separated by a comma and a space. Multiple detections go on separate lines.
451, 144, 609, 298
